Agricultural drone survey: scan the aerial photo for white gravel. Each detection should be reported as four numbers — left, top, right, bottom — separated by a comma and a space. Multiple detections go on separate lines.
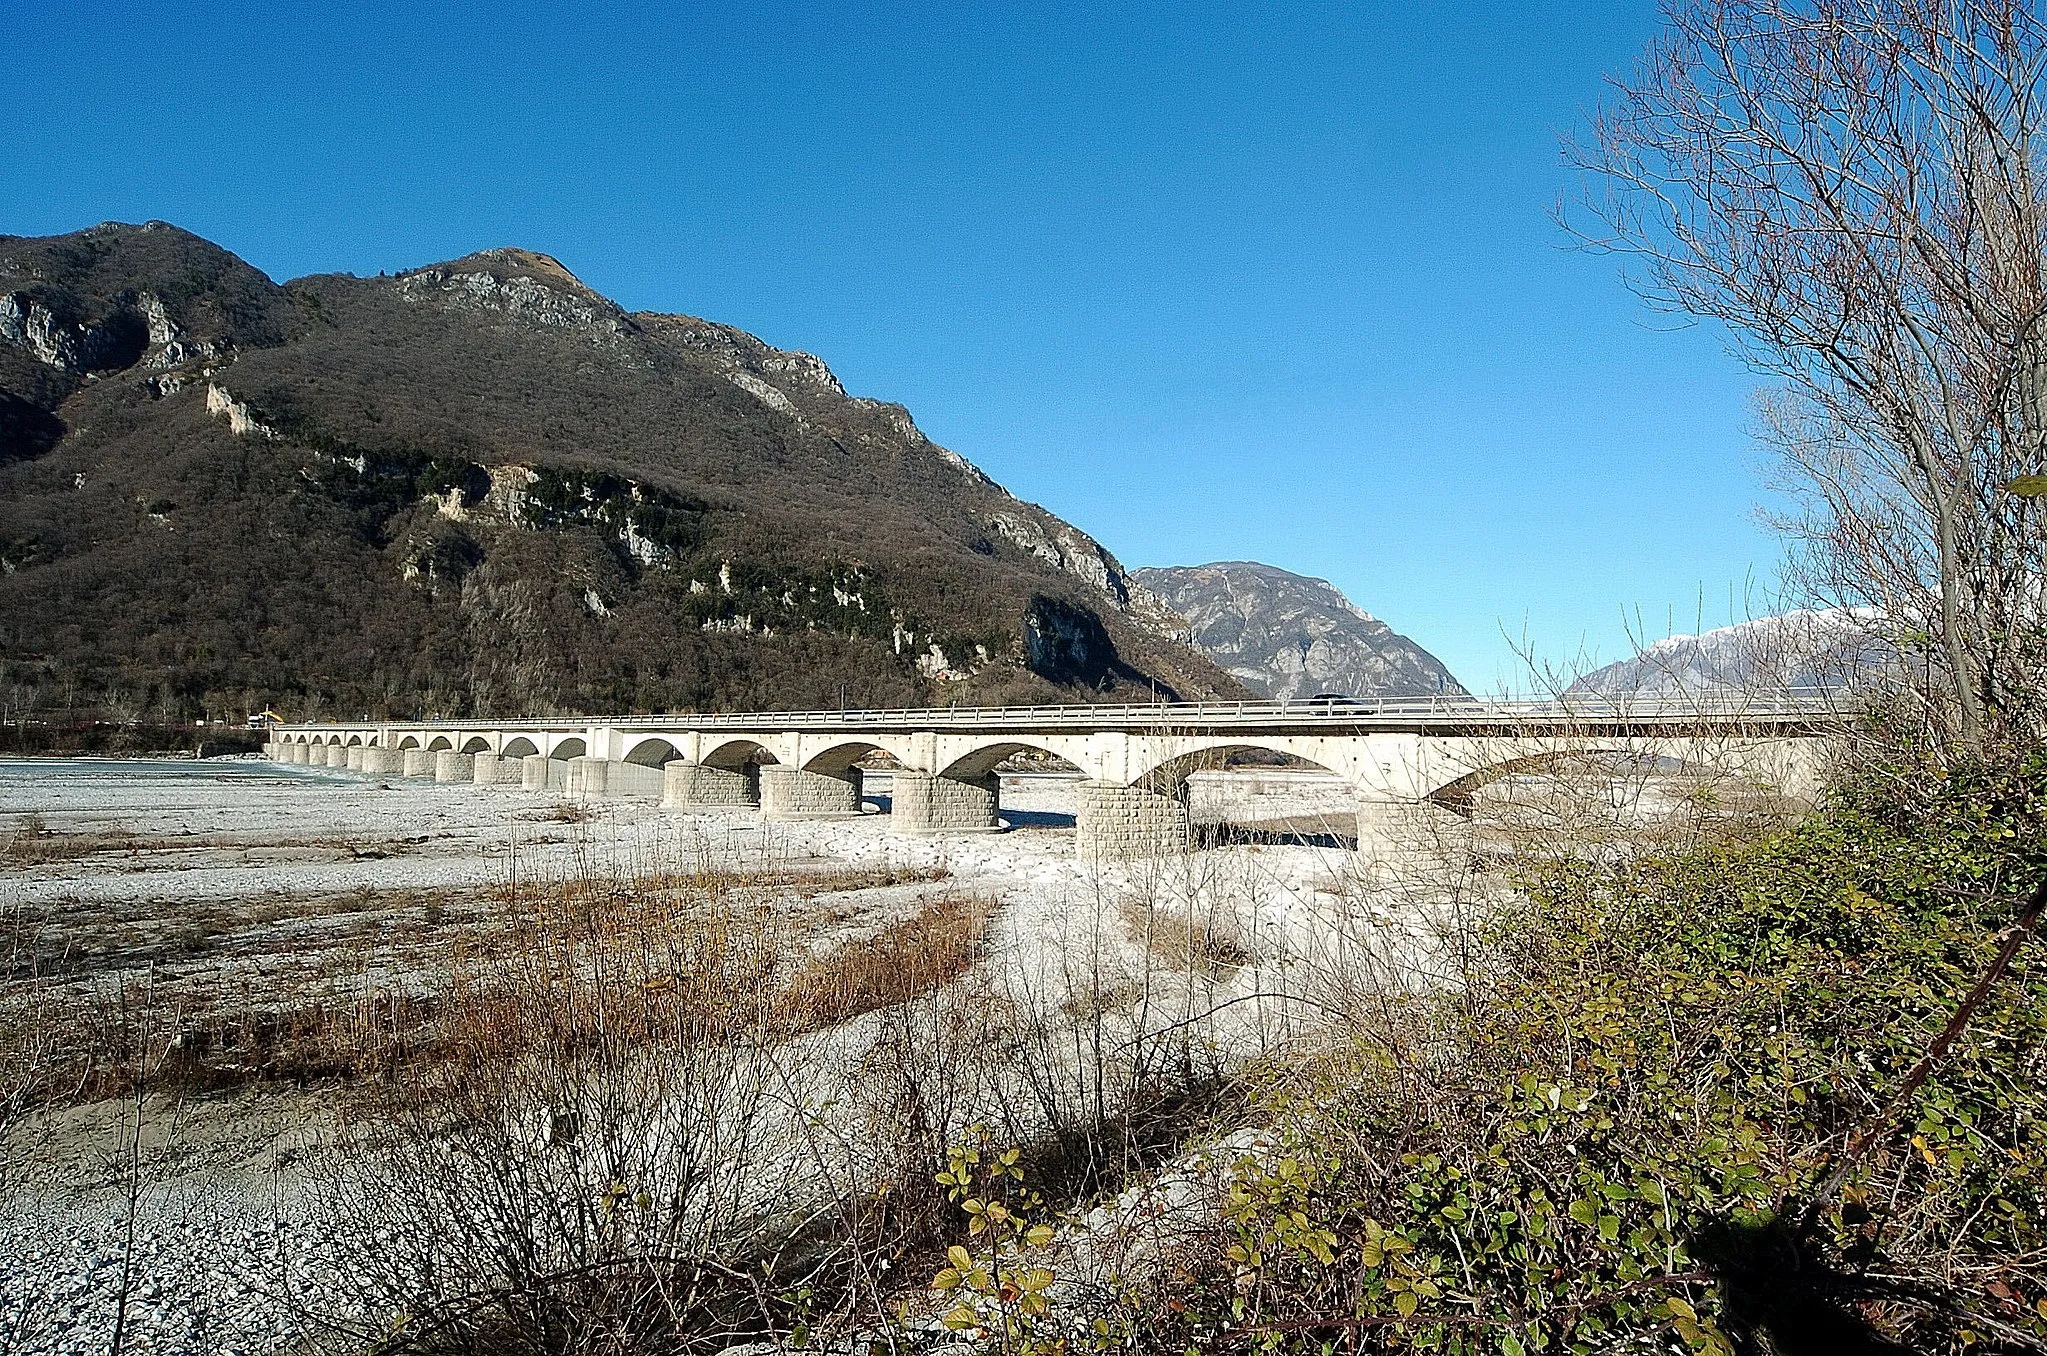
0, 758, 1402, 1354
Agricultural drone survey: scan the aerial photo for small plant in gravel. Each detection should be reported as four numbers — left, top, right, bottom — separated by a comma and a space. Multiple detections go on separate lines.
932, 1126, 1064, 1355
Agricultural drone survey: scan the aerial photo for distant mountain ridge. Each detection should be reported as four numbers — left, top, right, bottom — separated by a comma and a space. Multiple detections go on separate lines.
1134, 561, 1465, 700
1568, 609, 1892, 699
0, 221, 1241, 720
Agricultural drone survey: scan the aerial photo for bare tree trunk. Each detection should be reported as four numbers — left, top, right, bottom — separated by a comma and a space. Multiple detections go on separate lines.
1570, 0, 2047, 751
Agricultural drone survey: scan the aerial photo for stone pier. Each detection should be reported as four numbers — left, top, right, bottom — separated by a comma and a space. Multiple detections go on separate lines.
434, 751, 475, 783
1354, 796, 1472, 868
401, 749, 435, 778
889, 771, 1000, 835
471, 752, 503, 786
760, 765, 862, 820
363, 748, 401, 775
663, 762, 760, 809
324, 744, 348, 769
1075, 781, 1190, 859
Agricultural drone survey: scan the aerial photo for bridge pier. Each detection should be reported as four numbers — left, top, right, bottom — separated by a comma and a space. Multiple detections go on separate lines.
1075, 781, 1190, 859
471, 751, 505, 786
890, 771, 1000, 835
285, 743, 306, 765
521, 754, 552, 791
566, 755, 609, 798
664, 762, 760, 810
320, 744, 344, 769
401, 749, 435, 778
761, 765, 863, 820
345, 746, 365, 772
363, 747, 401, 775
434, 751, 475, 783
1354, 796, 1473, 867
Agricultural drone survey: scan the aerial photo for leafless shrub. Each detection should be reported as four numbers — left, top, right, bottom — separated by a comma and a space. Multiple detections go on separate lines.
1118, 895, 1253, 980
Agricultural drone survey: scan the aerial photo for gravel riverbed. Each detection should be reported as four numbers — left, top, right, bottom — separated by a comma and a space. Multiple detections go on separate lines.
0, 758, 1382, 1354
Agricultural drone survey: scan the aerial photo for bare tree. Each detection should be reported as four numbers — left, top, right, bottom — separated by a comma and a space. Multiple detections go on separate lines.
1572, 0, 2047, 748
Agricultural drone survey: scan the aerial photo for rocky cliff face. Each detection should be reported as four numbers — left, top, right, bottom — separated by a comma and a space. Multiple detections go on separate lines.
1133, 562, 1465, 700
1568, 609, 1892, 700
0, 222, 1239, 720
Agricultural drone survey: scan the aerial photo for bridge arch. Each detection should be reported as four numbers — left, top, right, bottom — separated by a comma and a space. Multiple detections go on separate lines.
624, 737, 682, 767
500, 737, 539, 758
426, 735, 454, 752
800, 737, 920, 775
1421, 747, 1684, 816
1128, 742, 1344, 794
461, 736, 493, 753
548, 736, 587, 760
346, 734, 364, 746
702, 737, 780, 769
938, 741, 1087, 780
395, 735, 421, 750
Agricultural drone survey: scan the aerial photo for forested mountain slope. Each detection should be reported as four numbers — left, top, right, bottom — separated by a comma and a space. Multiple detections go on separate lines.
0, 222, 1237, 720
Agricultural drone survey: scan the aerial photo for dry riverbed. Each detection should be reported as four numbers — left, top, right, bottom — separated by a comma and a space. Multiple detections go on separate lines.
0, 757, 1396, 1355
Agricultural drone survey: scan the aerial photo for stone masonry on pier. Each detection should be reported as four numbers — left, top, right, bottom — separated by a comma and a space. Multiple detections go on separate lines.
270, 697, 1844, 860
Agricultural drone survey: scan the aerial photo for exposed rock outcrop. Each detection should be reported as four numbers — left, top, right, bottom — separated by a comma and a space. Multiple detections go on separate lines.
1135, 561, 1465, 700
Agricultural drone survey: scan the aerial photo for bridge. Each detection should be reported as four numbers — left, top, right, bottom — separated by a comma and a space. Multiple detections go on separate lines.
268, 695, 1848, 859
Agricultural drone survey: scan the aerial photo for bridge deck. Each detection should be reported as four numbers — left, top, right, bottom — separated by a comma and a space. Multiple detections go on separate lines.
279, 692, 1854, 737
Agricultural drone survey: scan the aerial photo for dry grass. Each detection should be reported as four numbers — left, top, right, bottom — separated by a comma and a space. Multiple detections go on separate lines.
1118, 895, 1254, 979
777, 891, 996, 1032
0, 813, 133, 864
0, 858, 974, 1112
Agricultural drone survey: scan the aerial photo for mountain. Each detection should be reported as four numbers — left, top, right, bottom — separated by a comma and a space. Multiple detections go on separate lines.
0, 222, 1244, 721
1567, 609, 1892, 699
1132, 562, 1465, 701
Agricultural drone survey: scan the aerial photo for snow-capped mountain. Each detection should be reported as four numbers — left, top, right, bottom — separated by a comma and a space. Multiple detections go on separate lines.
1569, 609, 1892, 699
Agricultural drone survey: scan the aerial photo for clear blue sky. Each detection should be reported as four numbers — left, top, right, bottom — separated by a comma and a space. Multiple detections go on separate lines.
3, 1, 1787, 691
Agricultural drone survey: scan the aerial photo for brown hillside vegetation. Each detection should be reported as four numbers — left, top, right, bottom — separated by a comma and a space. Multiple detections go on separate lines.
0, 222, 1240, 721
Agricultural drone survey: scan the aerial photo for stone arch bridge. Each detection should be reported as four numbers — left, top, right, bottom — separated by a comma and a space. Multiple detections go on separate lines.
269, 697, 1844, 859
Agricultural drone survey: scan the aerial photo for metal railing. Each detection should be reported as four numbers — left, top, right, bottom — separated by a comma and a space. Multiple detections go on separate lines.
277, 688, 1857, 737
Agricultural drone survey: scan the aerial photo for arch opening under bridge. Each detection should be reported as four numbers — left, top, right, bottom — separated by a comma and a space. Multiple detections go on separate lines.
625, 738, 681, 767
701, 738, 779, 769
801, 738, 919, 775
1129, 744, 1358, 850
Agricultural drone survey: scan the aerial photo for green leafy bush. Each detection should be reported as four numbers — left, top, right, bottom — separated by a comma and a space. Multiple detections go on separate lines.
1181, 752, 2047, 1354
